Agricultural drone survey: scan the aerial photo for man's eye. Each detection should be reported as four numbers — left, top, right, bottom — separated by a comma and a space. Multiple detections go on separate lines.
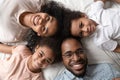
65, 53, 72, 57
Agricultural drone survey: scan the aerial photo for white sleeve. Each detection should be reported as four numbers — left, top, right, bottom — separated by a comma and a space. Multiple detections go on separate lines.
88, 1, 104, 16
99, 40, 118, 51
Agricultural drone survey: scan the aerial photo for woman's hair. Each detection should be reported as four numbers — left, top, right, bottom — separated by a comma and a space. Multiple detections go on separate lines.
62, 9, 83, 38
26, 1, 65, 51
40, 1, 64, 38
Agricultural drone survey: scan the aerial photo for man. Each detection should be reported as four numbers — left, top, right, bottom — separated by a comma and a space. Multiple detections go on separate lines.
54, 37, 120, 80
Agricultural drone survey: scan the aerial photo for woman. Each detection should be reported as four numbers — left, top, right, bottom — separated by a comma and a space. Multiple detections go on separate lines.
0, 0, 63, 59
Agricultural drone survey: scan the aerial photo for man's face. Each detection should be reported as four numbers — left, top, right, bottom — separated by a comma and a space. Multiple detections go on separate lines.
61, 38, 88, 77
71, 17, 97, 37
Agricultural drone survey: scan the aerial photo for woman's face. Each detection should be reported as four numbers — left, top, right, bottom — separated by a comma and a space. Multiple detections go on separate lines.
25, 12, 58, 37
31, 45, 55, 69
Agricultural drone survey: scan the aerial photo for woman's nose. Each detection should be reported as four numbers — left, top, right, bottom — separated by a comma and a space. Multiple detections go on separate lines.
38, 18, 45, 25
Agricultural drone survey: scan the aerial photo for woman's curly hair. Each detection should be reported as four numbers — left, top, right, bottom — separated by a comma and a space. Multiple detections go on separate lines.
26, 1, 65, 51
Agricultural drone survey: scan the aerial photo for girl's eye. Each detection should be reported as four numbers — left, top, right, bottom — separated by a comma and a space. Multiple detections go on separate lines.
39, 51, 43, 57
79, 23, 83, 28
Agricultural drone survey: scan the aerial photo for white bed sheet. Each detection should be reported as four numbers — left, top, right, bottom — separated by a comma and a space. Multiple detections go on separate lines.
43, 0, 120, 80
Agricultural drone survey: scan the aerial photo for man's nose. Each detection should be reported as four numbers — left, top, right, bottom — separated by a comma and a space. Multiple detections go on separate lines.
72, 53, 81, 61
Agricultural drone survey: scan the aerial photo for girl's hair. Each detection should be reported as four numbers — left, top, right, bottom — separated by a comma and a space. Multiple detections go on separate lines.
27, 37, 62, 63
62, 9, 83, 38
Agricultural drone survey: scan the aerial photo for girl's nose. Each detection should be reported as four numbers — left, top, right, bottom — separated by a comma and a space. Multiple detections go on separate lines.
81, 27, 88, 32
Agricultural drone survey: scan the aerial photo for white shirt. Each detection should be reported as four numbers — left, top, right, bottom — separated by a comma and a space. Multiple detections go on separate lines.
82, 1, 120, 70
0, 0, 46, 43
87, 1, 120, 51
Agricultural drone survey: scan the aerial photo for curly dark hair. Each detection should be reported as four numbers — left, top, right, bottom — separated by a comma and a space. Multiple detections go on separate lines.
62, 9, 83, 38
27, 37, 62, 63
39, 37, 63, 63
26, 1, 65, 51
40, 1, 64, 38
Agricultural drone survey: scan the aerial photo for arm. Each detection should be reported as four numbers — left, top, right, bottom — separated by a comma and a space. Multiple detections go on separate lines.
0, 43, 15, 54
113, 78, 120, 80
113, 45, 120, 53
94, 0, 108, 3
95, 0, 120, 3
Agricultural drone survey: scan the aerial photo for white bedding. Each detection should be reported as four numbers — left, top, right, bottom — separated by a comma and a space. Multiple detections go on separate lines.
44, 0, 120, 80
51, 0, 120, 12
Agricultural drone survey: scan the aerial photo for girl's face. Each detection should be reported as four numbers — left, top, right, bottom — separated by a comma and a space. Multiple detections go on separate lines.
71, 17, 97, 37
31, 45, 55, 69
25, 12, 58, 37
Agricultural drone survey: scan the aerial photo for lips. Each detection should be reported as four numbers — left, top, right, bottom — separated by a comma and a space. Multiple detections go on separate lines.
33, 15, 40, 26
72, 64, 84, 70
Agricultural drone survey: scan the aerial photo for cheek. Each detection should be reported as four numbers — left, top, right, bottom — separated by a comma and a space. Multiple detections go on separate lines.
83, 32, 91, 37
63, 58, 69, 65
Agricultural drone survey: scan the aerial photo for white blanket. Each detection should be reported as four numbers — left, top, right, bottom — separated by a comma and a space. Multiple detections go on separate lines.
43, 0, 120, 80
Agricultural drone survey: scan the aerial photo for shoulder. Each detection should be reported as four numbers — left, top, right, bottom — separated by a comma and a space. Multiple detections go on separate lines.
43, 62, 65, 80
12, 45, 32, 57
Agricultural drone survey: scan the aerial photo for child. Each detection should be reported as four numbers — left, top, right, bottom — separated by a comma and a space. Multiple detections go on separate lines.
0, 37, 60, 80
62, 0, 120, 53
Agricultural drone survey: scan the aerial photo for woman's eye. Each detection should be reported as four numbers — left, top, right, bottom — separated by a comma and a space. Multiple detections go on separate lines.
42, 26, 46, 32
46, 16, 50, 21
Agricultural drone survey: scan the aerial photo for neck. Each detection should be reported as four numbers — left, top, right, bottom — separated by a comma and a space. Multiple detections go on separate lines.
19, 12, 33, 28
27, 56, 41, 73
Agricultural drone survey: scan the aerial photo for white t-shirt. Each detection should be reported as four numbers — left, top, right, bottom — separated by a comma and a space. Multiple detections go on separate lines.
87, 1, 120, 51
82, 1, 120, 70
0, 0, 46, 43
0, 45, 44, 80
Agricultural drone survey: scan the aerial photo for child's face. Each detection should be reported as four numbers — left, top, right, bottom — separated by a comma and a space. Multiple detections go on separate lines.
32, 45, 55, 69
71, 17, 97, 37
